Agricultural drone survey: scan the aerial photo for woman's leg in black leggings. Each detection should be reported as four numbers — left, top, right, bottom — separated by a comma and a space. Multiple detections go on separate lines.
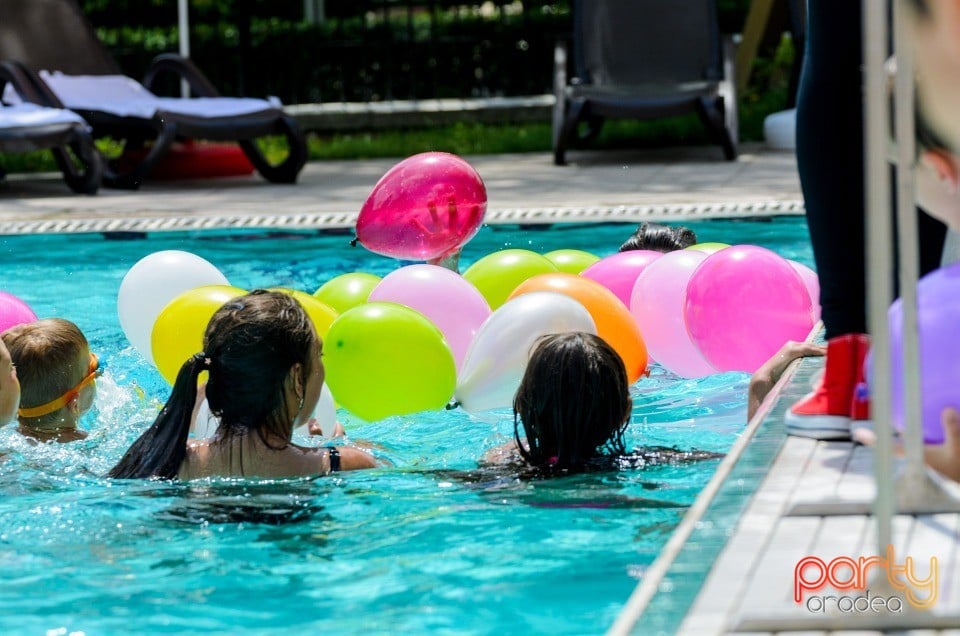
795, 0, 866, 339
796, 0, 946, 340
788, 0, 946, 436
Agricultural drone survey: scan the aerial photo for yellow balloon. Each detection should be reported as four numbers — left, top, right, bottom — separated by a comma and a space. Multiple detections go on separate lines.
151, 285, 247, 384
270, 288, 339, 342
686, 242, 729, 255
462, 249, 559, 310
324, 302, 456, 421
543, 249, 600, 274
313, 273, 381, 314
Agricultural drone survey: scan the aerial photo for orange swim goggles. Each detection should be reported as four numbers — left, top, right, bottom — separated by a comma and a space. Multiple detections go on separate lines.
18, 353, 100, 419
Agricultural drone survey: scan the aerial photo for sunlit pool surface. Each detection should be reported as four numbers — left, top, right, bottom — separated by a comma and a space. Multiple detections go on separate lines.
0, 218, 812, 634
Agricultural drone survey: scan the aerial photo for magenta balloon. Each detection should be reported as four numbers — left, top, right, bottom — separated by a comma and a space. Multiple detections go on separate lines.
356, 152, 487, 261
888, 262, 960, 443
0, 291, 38, 333
581, 250, 662, 306
684, 245, 814, 373
630, 250, 715, 378
367, 264, 491, 370
788, 260, 822, 324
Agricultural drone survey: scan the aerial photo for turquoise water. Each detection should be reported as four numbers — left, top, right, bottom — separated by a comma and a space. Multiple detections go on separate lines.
0, 217, 812, 635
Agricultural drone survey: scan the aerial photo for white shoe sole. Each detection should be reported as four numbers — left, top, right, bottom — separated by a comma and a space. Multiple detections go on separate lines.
784, 411, 851, 440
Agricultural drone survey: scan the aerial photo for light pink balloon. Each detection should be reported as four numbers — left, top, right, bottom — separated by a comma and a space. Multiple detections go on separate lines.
367, 264, 491, 370
630, 250, 715, 378
788, 260, 822, 324
0, 291, 38, 333
581, 250, 662, 306
685, 245, 814, 373
356, 152, 487, 261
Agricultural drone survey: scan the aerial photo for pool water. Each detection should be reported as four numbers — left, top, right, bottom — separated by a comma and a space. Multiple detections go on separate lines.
0, 217, 812, 635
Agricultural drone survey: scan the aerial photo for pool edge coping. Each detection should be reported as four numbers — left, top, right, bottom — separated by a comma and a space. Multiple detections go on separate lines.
607, 322, 823, 635
0, 200, 804, 236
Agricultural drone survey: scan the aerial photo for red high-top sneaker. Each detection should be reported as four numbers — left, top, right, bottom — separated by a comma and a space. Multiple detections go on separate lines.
784, 333, 870, 439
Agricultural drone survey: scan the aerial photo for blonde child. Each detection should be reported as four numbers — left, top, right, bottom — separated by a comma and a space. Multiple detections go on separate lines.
1, 318, 96, 443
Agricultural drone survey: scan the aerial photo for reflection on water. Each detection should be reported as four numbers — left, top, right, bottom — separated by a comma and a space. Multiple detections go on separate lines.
157, 481, 329, 526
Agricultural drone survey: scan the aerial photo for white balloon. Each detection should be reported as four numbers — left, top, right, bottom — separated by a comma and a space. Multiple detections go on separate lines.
455, 291, 597, 413
192, 383, 338, 439
117, 251, 229, 364
293, 382, 338, 439
192, 398, 218, 439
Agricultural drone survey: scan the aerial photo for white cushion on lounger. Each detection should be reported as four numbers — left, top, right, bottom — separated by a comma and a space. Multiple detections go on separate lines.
36, 71, 280, 119
0, 102, 88, 129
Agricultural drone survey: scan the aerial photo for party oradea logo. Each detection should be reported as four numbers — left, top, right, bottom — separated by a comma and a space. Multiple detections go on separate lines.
794, 545, 938, 613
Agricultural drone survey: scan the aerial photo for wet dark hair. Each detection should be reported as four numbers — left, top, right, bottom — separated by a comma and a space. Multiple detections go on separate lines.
513, 332, 631, 472
109, 290, 317, 480
618, 223, 698, 253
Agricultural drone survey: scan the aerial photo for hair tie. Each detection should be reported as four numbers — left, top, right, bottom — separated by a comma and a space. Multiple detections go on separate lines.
193, 352, 211, 369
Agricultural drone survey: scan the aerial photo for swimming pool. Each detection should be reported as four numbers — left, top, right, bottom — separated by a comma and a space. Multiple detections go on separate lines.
0, 217, 813, 634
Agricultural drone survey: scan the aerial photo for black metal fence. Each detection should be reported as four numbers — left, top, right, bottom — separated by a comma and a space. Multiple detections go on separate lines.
86, 1, 570, 104
83, 1, 750, 105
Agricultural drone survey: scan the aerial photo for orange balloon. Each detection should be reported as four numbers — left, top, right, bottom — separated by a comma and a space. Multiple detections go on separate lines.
509, 273, 648, 383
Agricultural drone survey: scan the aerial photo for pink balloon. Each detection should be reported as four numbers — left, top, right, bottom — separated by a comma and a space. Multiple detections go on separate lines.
581, 250, 662, 306
630, 250, 715, 378
356, 152, 487, 261
0, 291, 37, 333
685, 246, 814, 373
788, 260, 822, 324
367, 264, 491, 370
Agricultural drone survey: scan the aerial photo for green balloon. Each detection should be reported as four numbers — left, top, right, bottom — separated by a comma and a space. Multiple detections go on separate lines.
462, 249, 559, 310
686, 242, 730, 255
324, 302, 456, 422
313, 272, 382, 314
544, 249, 601, 274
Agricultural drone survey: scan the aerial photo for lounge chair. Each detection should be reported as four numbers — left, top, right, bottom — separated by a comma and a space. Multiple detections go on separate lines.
0, 60, 101, 193
552, 0, 738, 165
0, 0, 307, 189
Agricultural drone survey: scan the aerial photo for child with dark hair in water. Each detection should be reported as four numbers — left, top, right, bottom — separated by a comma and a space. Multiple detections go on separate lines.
484, 331, 720, 473
109, 290, 376, 480
618, 222, 697, 253
513, 332, 632, 470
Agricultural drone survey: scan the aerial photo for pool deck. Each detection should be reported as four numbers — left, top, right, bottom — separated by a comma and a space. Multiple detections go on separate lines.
0, 143, 801, 234
612, 347, 960, 635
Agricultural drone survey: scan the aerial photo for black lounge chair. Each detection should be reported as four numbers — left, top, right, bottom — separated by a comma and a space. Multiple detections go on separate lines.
0, 60, 101, 193
552, 0, 738, 165
0, 0, 307, 189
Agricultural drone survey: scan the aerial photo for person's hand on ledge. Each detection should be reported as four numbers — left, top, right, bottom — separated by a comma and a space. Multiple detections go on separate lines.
747, 340, 826, 421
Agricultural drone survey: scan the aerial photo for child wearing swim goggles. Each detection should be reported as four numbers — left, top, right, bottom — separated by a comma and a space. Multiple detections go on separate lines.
1, 318, 98, 443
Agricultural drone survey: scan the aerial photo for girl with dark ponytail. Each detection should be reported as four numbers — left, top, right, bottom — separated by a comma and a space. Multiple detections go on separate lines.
109, 290, 376, 480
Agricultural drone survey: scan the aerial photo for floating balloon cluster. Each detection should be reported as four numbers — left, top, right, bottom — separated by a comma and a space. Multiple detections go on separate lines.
112, 152, 825, 426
